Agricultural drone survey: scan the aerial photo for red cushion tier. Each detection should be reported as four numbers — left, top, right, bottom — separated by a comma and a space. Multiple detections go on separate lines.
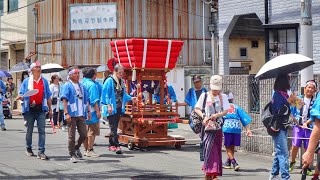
111, 45, 182, 52
110, 39, 184, 47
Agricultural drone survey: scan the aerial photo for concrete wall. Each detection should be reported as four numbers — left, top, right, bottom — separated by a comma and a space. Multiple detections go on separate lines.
219, 0, 320, 74
0, 0, 36, 103
229, 38, 265, 74
218, 0, 265, 75
1, 1, 27, 50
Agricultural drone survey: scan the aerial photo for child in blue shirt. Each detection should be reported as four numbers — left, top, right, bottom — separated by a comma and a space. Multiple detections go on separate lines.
222, 91, 252, 171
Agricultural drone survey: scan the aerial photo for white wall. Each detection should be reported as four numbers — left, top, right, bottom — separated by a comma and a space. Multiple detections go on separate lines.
166, 66, 185, 117
1, 0, 28, 50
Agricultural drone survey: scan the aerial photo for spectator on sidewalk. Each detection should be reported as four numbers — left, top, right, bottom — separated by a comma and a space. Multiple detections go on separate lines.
49, 75, 63, 129
61, 66, 90, 163
269, 75, 295, 180
194, 75, 230, 180
5, 77, 15, 107
16, 61, 52, 160
222, 91, 252, 171
81, 67, 101, 157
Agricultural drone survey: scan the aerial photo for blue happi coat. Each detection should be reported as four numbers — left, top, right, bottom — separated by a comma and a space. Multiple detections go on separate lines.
184, 87, 207, 109
222, 103, 252, 134
19, 77, 51, 113
154, 84, 177, 104
309, 93, 320, 122
81, 78, 101, 124
60, 81, 89, 118
101, 77, 132, 117
0, 80, 6, 102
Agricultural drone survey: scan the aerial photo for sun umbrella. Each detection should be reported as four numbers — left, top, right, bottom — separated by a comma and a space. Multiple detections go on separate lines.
255, 54, 314, 80
0, 70, 11, 78
41, 63, 64, 73
96, 64, 110, 72
9, 62, 29, 73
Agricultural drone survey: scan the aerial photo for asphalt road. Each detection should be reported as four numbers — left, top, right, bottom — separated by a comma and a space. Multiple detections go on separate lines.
0, 116, 304, 180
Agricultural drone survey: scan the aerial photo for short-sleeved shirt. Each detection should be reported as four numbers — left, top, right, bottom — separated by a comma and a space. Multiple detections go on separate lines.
195, 92, 230, 117
30, 78, 44, 105
195, 90, 202, 100
71, 81, 84, 117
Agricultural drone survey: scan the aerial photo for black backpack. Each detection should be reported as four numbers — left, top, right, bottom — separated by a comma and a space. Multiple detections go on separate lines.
262, 101, 291, 136
262, 102, 280, 136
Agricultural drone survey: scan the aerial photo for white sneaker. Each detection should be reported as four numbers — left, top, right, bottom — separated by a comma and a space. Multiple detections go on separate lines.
269, 175, 280, 180
83, 150, 88, 156
86, 149, 99, 157
61, 125, 68, 132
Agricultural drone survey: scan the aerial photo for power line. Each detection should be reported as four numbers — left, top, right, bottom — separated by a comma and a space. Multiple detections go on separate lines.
146, 0, 212, 19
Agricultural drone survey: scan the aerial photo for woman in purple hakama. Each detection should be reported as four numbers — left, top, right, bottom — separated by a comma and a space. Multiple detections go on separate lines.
195, 75, 230, 180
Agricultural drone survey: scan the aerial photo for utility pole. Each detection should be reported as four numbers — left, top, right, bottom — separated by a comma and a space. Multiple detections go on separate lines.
300, 0, 313, 91
208, 2, 217, 75
299, 0, 313, 168
32, 7, 38, 62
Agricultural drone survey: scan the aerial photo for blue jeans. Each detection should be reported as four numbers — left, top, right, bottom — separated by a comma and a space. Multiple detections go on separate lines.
0, 104, 4, 127
24, 111, 46, 153
271, 129, 290, 180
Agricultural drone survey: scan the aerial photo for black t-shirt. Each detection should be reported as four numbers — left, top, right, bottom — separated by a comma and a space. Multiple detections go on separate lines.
195, 90, 202, 100
112, 78, 123, 109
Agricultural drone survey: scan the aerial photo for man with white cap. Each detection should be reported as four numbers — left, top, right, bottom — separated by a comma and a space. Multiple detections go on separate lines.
17, 61, 52, 160
222, 91, 252, 171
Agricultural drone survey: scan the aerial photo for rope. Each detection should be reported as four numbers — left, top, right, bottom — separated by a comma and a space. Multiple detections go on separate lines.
142, 39, 148, 68
125, 39, 133, 68
165, 40, 172, 68
114, 41, 122, 66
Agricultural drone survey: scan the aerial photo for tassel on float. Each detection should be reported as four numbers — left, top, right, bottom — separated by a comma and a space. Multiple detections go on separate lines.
132, 68, 137, 82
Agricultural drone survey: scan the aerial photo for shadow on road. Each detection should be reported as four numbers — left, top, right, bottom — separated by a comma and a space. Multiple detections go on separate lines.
232, 168, 270, 173
0, 167, 202, 179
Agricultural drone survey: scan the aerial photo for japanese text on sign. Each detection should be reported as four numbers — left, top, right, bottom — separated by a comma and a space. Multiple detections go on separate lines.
70, 3, 117, 31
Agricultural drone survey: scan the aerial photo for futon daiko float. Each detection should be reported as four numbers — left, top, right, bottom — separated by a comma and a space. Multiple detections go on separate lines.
109, 38, 185, 150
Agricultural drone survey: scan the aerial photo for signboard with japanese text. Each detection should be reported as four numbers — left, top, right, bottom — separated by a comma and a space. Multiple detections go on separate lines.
69, 3, 117, 31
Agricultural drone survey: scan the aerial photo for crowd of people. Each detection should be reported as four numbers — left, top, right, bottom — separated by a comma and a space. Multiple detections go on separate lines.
263, 75, 320, 180
2, 60, 320, 180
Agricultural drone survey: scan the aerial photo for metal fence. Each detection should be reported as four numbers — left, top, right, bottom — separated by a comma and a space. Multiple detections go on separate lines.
201, 74, 318, 156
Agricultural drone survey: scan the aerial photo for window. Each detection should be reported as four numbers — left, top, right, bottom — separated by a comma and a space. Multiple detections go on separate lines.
1, 52, 8, 70
0, 0, 3, 15
8, 0, 18, 12
268, 28, 298, 60
240, 48, 247, 59
251, 40, 258, 48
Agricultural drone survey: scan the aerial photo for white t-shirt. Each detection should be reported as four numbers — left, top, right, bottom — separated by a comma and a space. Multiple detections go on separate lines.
195, 92, 230, 117
49, 84, 59, 111
71, 82, 83, 117
302, 97, 311, 123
